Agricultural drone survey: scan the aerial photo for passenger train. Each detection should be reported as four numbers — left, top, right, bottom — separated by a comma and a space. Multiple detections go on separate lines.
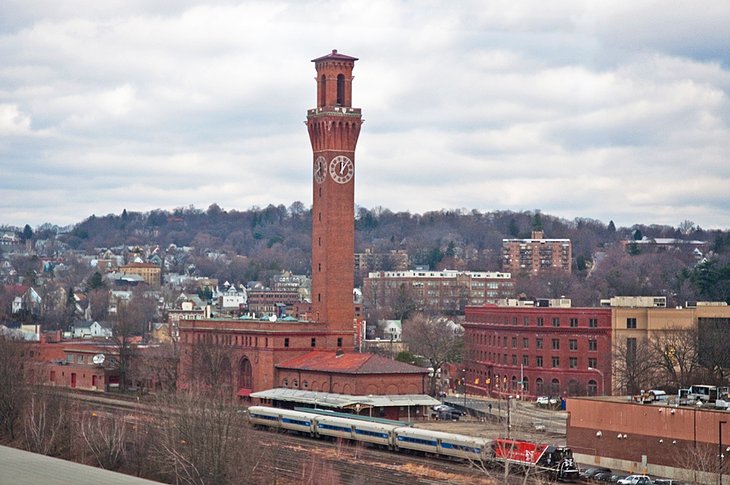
248, 406, 579, 481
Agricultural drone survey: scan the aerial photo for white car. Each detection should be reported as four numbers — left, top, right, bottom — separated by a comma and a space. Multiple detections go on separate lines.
617, 475, 653, 485
536, 396, 558, 407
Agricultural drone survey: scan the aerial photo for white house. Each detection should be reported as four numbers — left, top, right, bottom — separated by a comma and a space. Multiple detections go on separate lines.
72, 320, 112, 339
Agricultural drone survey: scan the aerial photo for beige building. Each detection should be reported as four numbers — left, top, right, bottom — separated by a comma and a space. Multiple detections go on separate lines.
119, 262, 161, 287
502, 230, 572, 275
363, 269, 514, 315
606, 296, 730, 394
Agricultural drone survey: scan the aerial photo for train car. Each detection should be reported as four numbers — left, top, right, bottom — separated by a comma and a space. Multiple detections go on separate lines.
492, 438, 579, 481
315, 415, 395, 447
393, 427, 490, 461
248, 406, 315, 435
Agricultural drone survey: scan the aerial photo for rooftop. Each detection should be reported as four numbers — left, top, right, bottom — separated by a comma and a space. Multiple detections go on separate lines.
277, 350, 429, 375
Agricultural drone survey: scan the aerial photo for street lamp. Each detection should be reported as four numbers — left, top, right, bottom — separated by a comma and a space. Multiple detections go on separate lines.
720, 420, 727, 485
462, 368, 467, 410
588, 367, 606, 396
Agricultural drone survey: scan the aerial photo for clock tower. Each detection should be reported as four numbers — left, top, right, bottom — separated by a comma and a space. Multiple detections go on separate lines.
307, 50, 362, 342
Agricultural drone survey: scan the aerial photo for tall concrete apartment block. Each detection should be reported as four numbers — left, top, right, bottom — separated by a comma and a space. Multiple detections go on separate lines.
502, 230, 572, 275
307, 50, 362, 341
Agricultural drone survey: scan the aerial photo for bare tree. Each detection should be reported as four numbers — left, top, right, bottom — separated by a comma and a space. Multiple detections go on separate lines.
188, 337, 233, 398
80, 410, 128, 470
0, 334, 28, 442
150, 391, 261, 485
138, 341, 179, 393
24, 389, 75, 457
402, 313, 463, 395
648, 326, 700, 390
612, 337, 657, 395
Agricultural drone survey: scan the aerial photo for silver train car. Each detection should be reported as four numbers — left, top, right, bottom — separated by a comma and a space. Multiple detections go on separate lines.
248, 406, 489, 461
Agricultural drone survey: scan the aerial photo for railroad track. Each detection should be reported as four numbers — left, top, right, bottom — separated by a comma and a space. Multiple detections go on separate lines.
69, 391, 570, 484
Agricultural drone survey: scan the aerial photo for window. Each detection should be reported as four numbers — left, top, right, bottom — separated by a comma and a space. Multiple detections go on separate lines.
522, 337, 529, 348
311, 337, 316, 347
536, 356, 543, 367
569, 318, 578, 328
523, 317, 530, 326
551, 378, 560, 394
536, 317, 544, 327
588, 339, 597, 351
284, 338, 289, 348
522, 355, 529, 366
569, 357, 578, 368
627, 317, 637, 329
552, 317, 560, 327
552, 339, 560, 350
552, 356, 560, 367
536, 338, 543, 349
283, 378, 289, 387
589, 318, 598, 328
336, 74, 345, 105
337, 337, 342, 347
587, 380, 598, 396
588, 357, 597, 368
77, 355, 84, 364
569, 339, 578, 350
511, 337, 517, 348
511, 354, 517, 365
536, 377, 544, 394
66, 354, 73, 363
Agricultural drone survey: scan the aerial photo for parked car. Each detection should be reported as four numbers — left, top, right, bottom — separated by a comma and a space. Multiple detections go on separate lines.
593, 471, 615, 482
431, 404, 463, 420
580, 466, 611, 480
536, 396, 559, 408
617, 475, 653, 485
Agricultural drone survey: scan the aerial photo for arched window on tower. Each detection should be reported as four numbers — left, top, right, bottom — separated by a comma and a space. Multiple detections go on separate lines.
319, 74, 326, 106
336, 74, 345, 105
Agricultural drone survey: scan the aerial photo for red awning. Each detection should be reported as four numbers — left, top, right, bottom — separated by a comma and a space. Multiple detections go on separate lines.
237, 388, 252, 397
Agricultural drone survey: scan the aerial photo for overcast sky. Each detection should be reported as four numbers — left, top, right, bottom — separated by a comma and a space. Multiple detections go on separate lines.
1, 1, 729, 230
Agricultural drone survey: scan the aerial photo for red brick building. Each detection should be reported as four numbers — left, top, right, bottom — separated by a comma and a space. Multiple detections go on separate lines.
462, 301, 612, 398
502, 230, 572, 275
567, 397, 729, 481
178, 51, 426, 400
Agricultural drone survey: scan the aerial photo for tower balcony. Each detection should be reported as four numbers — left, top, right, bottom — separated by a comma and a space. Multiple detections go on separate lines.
308, 106, 362, 117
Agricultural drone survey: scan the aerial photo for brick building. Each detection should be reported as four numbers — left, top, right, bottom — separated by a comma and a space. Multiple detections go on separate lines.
363, 269, 514, 316
462, 300, 612, 398
567, 397, 729, 482
177, 51, 426, 400
502, 230, 572, 275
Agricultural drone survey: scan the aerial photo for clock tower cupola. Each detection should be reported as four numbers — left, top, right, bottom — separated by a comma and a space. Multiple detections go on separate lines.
307, 50, 362, 342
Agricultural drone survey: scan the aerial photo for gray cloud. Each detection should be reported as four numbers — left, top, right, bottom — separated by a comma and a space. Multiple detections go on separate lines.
1, 1, 729, 229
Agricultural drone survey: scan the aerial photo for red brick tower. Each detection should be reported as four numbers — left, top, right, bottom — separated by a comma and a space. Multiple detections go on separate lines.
307, 50, 362, 343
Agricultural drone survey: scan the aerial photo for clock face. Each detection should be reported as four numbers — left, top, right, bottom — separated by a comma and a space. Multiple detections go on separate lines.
329, 155, 354, 184
313, 156, 327, 184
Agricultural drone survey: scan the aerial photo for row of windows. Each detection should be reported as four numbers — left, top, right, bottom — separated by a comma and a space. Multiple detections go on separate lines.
472, 335, 599, 351
186, 333, 342, 349
463, 371, 599, 395
473, 351, 598, 369
471, 316, 601, 328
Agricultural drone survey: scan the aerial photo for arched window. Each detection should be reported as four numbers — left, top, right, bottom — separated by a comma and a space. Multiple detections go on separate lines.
336, 74, 345, 105
536, 378, 544, 394
551, 378, 560, 395
522, 377, 529, 392
511, 376, 517, 389
282, 378, 288, 387
319, 74, 326, 106
239, 358, 253, 390
568, 379, 579, 396
587, 379, 598, 396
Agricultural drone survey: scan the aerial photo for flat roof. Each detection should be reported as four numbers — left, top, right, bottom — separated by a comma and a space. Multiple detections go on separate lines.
251, 388, 440, 409
0, 445, 161, 484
